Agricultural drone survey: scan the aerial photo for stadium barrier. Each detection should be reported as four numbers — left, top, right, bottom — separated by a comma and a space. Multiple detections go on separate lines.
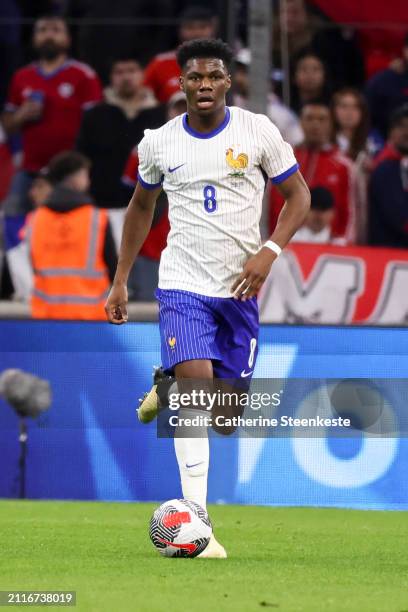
0, 301, 158, 320
2, 244, 407, 326
0, 321, 407, 510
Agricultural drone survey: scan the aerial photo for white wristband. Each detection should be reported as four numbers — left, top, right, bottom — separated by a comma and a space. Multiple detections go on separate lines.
263, 240, 282, 257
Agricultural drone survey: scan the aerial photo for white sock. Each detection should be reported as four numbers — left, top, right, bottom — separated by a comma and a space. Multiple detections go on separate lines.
174, 408, 209, 510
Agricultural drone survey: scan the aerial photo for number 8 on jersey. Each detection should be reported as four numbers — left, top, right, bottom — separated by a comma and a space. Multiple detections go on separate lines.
203, 185, 217, 213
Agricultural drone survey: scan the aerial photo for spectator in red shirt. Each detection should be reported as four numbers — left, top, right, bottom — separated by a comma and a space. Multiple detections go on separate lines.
143, 6, 217, 104
269, 101, 355, 242
1, 15, 102, 218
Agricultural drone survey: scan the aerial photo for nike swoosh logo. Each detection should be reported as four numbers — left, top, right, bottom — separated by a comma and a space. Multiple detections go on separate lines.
240, 370, 253, 378
185, 461, 204, 469
168, 163, 185, 173
157, 536, 197, 554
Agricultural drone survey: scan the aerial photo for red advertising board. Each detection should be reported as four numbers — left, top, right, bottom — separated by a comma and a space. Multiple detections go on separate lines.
258, 243, 408, 325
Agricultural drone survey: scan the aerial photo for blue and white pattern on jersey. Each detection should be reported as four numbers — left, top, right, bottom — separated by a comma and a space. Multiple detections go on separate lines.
137, 106, 299, 298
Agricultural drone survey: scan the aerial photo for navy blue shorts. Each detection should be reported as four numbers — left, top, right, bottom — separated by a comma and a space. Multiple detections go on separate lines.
156, 288, 259, 382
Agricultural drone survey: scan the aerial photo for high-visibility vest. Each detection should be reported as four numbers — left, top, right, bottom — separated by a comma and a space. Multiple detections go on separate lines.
30, 204, 110, 320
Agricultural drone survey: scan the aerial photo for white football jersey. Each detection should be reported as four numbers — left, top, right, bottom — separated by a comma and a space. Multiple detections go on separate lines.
137, 106, 298, 297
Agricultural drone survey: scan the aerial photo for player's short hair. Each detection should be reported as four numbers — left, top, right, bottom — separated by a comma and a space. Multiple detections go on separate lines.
47, 151, 90, 185
177, 38, 233, 71
310, 186, 334, 211
389, 103, 408, 130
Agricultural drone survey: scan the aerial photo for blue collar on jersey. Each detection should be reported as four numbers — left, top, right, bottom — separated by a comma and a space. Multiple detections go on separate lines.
182, 107, 231, 139
34, 60, 71, 80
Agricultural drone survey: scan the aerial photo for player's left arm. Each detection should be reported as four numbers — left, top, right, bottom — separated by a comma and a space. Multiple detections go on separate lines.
232, 170, 310, 301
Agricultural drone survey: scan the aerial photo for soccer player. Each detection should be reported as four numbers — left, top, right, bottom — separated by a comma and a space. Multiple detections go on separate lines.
105, 39, 310, 557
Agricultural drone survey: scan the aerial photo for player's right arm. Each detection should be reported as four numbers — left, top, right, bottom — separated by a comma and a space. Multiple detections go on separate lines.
104, 182, 161, 324
105, 130, 163, 323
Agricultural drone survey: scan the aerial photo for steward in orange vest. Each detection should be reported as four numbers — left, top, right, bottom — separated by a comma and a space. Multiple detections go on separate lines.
29, 153, 117, 319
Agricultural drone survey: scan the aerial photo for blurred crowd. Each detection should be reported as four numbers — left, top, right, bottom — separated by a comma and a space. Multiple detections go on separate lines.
0, 0, 407, 317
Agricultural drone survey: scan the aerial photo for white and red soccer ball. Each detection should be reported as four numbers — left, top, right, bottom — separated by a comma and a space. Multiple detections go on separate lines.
149, 499, 212, 558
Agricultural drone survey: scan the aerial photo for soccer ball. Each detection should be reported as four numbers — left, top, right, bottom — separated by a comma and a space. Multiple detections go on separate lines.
149, 498, 212, 558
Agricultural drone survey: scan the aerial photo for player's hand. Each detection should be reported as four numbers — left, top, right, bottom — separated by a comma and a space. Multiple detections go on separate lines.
105, 283, 128, 324
16, 101, 43, 124
231, 248, 277, 301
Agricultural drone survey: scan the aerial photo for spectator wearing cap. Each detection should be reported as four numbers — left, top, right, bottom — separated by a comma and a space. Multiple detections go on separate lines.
143, 7, 218, 104
292, 186, 335, 243
232, 48, 303, 147
29, 151, 117, 319
1, 16, 102, 217
366, 33, 408, 139
76, 57, 165, 209
269, 101, 355, 243
368, 104, 408, 249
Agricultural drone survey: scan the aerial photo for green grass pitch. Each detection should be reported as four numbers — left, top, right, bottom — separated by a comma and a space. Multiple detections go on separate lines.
0, 500, 407, 612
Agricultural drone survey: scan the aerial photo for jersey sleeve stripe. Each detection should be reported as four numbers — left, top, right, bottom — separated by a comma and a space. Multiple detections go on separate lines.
270, 162, 299, 184
137, 172, 163, 190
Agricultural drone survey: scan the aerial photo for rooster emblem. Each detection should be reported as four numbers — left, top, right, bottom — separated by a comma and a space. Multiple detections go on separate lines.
168, 336, 176, 349
226, 148, 248, 177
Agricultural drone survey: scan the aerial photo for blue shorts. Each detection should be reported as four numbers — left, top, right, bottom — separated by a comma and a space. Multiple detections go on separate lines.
155, 288, 259, 382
